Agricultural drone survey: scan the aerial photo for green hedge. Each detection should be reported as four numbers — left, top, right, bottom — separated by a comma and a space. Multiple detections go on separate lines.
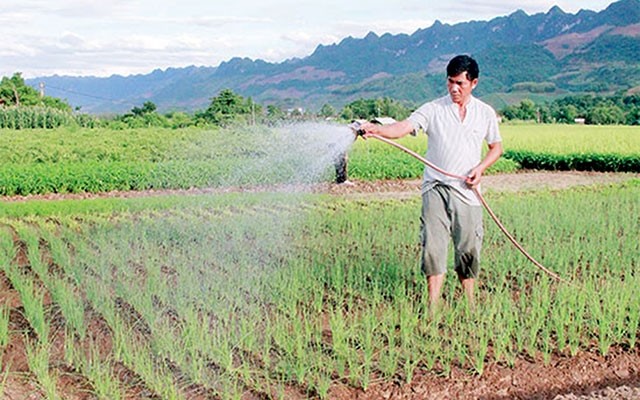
0, 162, 228, 196
0, 159, 336, 196
504, 150, 640, 172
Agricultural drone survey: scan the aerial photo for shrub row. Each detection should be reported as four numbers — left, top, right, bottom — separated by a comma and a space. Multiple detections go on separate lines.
0, 162, 220, 196
504, 150, 640, 172
0, 159, 332, 197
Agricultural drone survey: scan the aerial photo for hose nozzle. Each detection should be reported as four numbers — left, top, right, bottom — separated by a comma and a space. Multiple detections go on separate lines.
348, 121, 366, 137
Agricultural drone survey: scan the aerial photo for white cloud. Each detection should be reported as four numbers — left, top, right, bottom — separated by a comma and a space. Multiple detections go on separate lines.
58, 32, 89, 49
191, 16, 273, 28
0, 43, 39, 57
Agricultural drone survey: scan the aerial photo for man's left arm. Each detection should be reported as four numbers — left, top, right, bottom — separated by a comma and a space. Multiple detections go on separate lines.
466, 141, 503, 188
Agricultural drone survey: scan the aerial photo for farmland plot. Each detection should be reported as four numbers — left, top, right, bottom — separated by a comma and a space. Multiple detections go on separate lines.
1, 123, 638, 196
0, 180, 638, 399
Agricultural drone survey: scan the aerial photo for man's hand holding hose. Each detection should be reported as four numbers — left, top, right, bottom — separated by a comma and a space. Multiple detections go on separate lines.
465, 141, 503, 189
353, 120, 503, 190
353, 120, 416, 140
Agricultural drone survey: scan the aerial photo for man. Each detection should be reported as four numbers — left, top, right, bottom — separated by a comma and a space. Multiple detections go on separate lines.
359, 55, 503, 307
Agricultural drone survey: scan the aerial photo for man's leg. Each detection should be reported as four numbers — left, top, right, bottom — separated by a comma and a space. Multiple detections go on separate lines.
459, 276, 475, 307
421, 186, 451, 309
427, 273, 446, 308
452, 200, 483, 306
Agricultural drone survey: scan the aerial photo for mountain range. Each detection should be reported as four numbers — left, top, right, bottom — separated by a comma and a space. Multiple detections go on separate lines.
26, 0, 640, 115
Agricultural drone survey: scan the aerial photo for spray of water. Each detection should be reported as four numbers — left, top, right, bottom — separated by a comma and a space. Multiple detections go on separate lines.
183, 121, 359, 326
219, 121, 357, 189
207, 120, 356, 286
168, 121, 357, 322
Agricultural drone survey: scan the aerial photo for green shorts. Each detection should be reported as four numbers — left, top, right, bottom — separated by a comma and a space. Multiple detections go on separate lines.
420, 184, 484, 279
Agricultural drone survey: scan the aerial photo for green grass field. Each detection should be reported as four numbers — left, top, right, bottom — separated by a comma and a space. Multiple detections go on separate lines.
0, 123, 638, 398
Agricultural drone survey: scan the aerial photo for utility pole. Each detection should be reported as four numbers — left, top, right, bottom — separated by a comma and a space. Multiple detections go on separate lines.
11, 84, 20, 105
252, 102, 256, 125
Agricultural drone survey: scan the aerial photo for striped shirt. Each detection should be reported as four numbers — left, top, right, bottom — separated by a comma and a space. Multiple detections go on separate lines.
408, 95, 502, 206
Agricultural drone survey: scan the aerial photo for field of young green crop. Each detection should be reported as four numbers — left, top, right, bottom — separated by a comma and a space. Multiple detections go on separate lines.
500, 124, 640, 172
0, 179, 638, 399
500, 124, 639, 155
1, 123, 638, 196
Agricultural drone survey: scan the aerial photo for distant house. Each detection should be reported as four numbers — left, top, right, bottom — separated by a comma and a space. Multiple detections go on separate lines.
371, 117, 397, 125
574, 118, 586, 124
287, 107, 305, 116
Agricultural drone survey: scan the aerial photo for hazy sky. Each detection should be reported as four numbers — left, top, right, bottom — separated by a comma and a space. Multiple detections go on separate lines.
1, 0, 615, 78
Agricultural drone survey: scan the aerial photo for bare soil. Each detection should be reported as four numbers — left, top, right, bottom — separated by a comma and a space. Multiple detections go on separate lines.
329, 347, 640, 400
323, 170, 638, 198
2, 170, 638, 203
1, 171, 639, 399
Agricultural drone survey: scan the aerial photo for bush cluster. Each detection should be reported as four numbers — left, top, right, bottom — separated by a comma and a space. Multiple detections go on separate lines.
0, 161, 231, 196
504, 150, 640, 172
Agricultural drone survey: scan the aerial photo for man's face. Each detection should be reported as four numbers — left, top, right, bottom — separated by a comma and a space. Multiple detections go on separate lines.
447, 72, 477, 106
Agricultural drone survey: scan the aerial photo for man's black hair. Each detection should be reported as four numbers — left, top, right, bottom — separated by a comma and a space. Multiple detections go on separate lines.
446, 55, 479, 81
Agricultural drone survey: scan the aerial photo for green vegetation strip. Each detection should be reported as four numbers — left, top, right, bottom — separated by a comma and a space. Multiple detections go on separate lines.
503, 150, 639, 172
1, 124, 638, 196
501, 124, 640, 172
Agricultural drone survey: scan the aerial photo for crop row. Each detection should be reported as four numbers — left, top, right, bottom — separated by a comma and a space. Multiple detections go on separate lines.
0, 106, 75, 129
0, 182, 638, 398
0, 161, 236, 196
504, 150, 640, 172
1, 124, 638, 196
500, 124, 639, 156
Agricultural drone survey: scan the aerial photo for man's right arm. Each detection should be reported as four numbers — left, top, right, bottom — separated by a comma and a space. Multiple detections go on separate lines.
360, 120, 416, 139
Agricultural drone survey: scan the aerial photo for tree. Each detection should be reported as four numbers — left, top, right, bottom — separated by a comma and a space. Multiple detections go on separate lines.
519, 99, 538, 121
319, 103, 336, 119
339, 97, 411, 121
588, 105, 624, 125
554, 104, 579, 124
0, 73, 71, 111
339, 105, 354, 121
131, 101, 157, 116
118, 101, 168, 128
342, 98, 376, 120
374, 97, 412, 120
165, 111, 195, 129
625, 106, 640, 125
0, 73, 30, 106
503, 93, 639, 125
266, 104, 285, 122
197, 89, 258, 125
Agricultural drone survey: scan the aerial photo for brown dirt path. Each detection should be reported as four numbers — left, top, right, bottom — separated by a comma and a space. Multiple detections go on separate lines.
324, 171, 638, 197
